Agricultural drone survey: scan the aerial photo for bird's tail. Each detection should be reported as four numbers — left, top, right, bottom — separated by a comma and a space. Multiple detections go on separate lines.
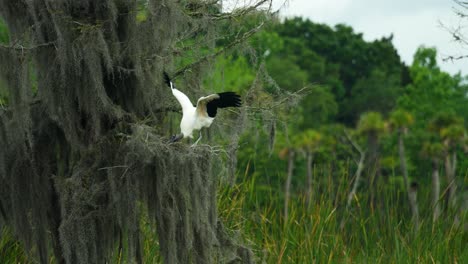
163, 71, 173, 89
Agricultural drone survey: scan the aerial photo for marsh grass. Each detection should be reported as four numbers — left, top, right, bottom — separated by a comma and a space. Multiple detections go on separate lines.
0, 227, 29, 264
217, 166, 467, 263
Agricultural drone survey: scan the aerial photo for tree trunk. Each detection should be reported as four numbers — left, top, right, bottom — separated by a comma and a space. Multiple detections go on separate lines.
408, 182, 420, 230
284, 150, 295, 223
306, 151, 313, 206
398, 130, 418, 227
432, 159, 441, 222
367, 131, 380, 210
444, 152, 457, 208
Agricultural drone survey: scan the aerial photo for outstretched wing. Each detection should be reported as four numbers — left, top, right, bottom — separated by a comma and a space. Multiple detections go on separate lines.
172, 89, 194, 115
196, 92, 241, 118
163, 72, 194, 114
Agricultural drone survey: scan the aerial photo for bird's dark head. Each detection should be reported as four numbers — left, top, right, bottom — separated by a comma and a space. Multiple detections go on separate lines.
169, 133, 184, 143
163, 71, 172, 88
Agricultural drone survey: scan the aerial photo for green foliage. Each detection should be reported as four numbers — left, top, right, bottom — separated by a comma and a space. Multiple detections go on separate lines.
265, 55, 308, 92
271, 17, 407, 125
357, 111, 385, 134
295, 129, 322, 154
393, 46, 468, 185
390, 109, 414, 128
204, 55, 255, 93
398, 47, 468, 125
421, 141, 444, 160
344, 69, 402, 118
0, 228, 29, 264
300, 85, 338, 129
428, 112, 463, 134
0, 18, 8, 106
440, 124, 465, 142
0, 17, 8, 44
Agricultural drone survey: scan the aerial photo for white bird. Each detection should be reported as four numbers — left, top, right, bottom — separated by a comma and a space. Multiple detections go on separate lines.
164, 72, 242, 145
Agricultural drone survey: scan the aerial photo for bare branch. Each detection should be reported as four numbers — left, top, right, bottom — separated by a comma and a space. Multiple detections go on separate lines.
340, 129, 366, 230
0, 41, 56, 52
211, 0, 270, 21
343, 129, 364, 156
442, 54, 468, 61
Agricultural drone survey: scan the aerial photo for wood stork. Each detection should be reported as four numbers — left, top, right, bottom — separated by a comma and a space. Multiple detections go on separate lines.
163, 72, 242, 145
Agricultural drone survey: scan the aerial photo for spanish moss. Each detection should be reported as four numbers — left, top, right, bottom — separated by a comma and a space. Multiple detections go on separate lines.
0, 0, 262, 263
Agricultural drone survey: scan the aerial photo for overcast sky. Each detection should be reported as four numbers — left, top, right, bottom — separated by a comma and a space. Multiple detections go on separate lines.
269, 0, 467, 75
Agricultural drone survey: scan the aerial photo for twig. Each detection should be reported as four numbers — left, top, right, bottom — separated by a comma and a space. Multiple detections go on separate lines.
173, 21, 265, 78
442, 54, 468, 61
0, 41, 56, 52
210, 0, 270, 21
98, 165, 129, 171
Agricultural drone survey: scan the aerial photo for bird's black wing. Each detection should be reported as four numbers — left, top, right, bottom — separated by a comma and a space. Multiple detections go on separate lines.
206, 92, 241, 118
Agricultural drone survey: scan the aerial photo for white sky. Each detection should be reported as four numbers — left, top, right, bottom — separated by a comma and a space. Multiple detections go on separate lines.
273, 0, 468, 75
231, 0, 468, 76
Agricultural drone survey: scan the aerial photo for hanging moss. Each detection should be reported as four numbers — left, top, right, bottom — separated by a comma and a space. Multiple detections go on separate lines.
0, 0, 256, 263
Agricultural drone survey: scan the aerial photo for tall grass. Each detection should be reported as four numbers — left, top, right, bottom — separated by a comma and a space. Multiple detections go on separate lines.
217, 166, 467, 263
0, 227, 29, 264
1, 167, 466, 263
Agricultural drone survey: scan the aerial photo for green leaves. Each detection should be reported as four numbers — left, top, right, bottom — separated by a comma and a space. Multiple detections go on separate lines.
295, 129, 322, 152
421, 141, 444, 159
357, 111, 385, 135
428, 110, 460, 127
390, 109, 414, 129
399, 47, 466, 124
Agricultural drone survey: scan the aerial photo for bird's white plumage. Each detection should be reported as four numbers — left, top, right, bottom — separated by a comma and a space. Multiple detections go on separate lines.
170, 85, 214, 139
171, 85, 193, 116
164, 72, 240, 144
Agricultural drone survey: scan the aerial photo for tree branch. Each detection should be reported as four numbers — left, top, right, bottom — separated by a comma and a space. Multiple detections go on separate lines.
173, 21, 265, 78
340, 129, 366, 230
0, 41, 56, 52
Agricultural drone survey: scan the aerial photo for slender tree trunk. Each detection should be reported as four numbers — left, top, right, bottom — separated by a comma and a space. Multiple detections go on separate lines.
451, 152, 457, 207
347, 155, 365, 208
284, 150, 295, 223
398, 130, 418, 227
444, 152, 457, 208
306, 151, 313, 206
408, 182, 419, 230
432, 159, 441, 222
367, 131, 380, 210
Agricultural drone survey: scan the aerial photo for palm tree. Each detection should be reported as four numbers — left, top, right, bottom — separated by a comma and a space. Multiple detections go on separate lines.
440, 123, 465, 208
357, 111, 385, 209
390, 109, 419, 227
429, 113, 465, 209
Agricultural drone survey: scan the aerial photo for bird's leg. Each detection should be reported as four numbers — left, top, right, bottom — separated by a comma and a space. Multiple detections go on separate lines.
169, 133, 184, 143
191, 131, 202, 147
